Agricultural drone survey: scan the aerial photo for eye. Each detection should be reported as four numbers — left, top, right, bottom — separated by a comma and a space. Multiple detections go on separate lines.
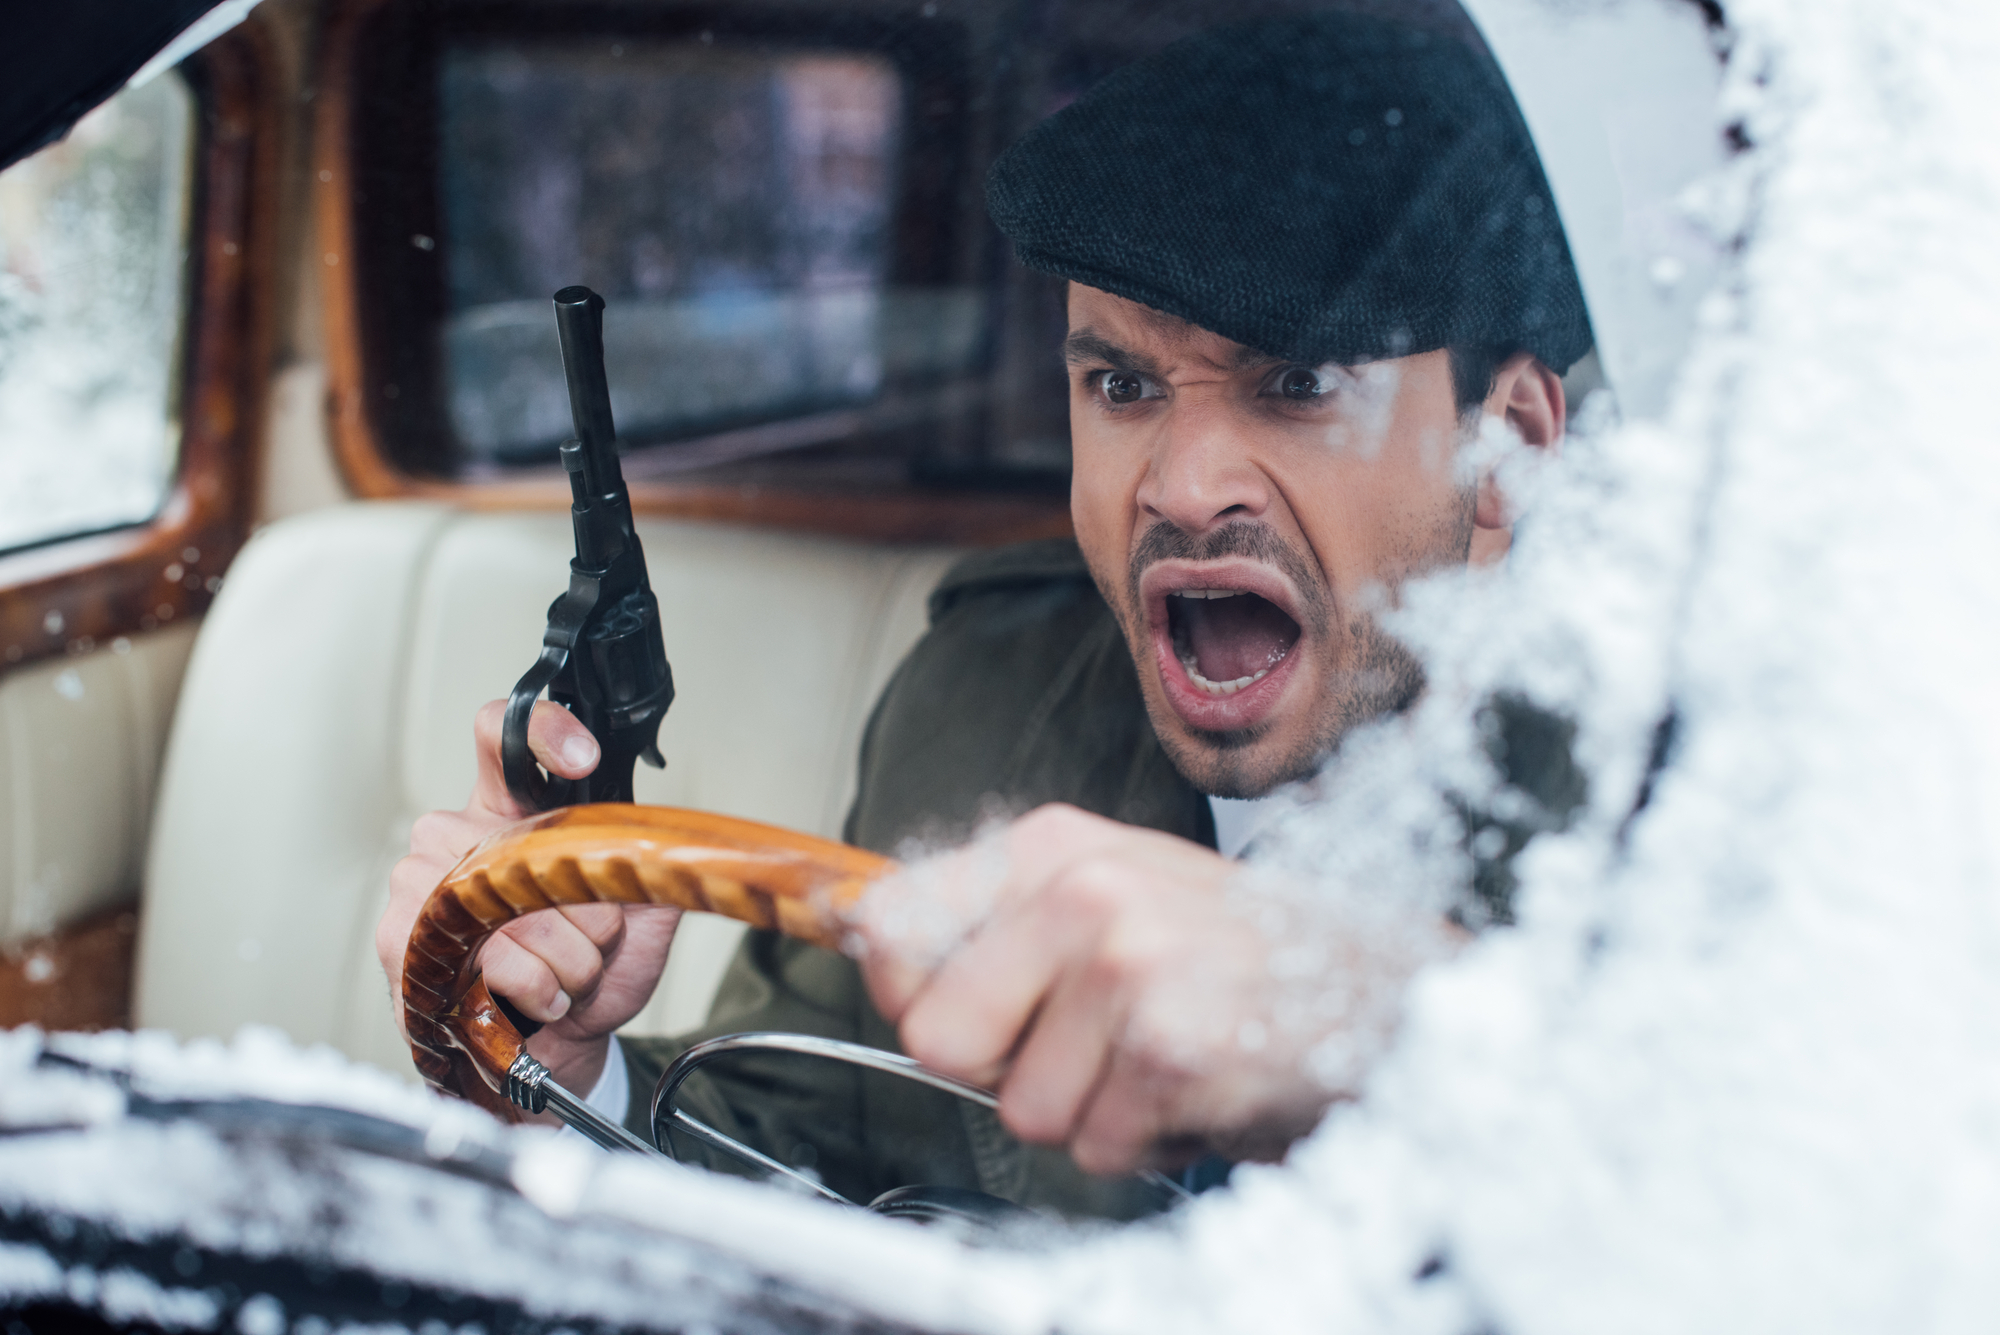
1266, 364, 1339, 401
1095, 370, 1160, 406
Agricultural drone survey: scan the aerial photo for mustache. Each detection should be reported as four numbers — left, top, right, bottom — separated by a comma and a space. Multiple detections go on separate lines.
1126, 521, 1329, 633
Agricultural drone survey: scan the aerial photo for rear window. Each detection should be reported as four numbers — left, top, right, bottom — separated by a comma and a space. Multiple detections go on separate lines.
336, 0, 1489, 497
439, 43, 986, 465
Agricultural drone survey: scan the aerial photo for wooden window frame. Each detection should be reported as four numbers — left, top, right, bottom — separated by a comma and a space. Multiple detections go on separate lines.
316, 0, 1072, 547
0, 27, 279, 677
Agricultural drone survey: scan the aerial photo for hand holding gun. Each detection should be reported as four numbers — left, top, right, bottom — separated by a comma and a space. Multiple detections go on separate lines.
501, 286, 673, 809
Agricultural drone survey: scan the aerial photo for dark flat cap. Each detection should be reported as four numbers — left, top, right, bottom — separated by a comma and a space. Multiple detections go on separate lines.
987, 13, 1593, 372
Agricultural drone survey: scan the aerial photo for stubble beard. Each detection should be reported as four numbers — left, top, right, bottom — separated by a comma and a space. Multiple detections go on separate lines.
1102, 496, 1474, 800
1161, 611, 1429, 800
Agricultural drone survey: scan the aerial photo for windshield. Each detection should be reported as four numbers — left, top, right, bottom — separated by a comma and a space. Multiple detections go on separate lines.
11, 0, 2000, 1330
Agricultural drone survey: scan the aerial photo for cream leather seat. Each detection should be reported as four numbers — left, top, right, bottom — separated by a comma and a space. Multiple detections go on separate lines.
135, 501, 961, 1080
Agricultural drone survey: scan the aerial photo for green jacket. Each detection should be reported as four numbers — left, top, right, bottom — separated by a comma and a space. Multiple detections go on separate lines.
616, 538, 1586, 1218
619, 538, 1212, 1221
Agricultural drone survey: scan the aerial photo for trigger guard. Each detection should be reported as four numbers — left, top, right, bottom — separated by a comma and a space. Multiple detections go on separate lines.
502, 649, 567, 810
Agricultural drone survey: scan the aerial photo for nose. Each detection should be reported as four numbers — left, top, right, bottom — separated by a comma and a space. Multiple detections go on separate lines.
1133, 393, 1274, 534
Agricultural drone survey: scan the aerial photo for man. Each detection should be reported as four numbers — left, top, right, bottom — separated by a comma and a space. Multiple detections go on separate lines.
380, 11, 1589, 1219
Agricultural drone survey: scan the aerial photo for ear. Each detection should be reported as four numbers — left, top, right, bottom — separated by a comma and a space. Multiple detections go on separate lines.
1470, 353, 1565, 561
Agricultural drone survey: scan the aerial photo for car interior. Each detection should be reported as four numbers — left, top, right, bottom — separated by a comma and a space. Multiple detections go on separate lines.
0, 0, 1723, 1101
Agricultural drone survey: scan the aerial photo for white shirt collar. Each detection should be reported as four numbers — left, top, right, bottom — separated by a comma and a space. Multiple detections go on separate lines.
1207, 792, 1287, 860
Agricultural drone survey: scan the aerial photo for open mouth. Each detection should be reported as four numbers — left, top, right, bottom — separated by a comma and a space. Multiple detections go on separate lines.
1165, 589, 1302, 697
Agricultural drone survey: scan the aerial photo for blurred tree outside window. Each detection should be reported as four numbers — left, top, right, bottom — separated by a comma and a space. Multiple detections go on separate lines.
440, 43, 983, 465
0, 74, 192, 555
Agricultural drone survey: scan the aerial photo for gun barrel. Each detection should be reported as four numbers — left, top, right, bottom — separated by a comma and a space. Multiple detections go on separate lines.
553, 285, 618, 493
503, 285, 673, 810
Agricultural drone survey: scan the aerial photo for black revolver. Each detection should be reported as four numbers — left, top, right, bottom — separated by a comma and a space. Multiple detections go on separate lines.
500, 286, 673, 809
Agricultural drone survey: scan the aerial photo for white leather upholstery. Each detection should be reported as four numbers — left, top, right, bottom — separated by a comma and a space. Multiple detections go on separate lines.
135, 502, 961, 1080
0, 624, 195, 944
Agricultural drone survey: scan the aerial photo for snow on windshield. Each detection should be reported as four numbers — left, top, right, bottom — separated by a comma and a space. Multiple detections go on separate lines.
1007, 0, 2000, 1328
351, 0, 2000, 1325
9, 0, 1997, 1327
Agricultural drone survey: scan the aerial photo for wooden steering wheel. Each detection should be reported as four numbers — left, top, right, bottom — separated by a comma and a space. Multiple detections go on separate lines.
402, 804, 1189, 1222
400, 804, 889, 1125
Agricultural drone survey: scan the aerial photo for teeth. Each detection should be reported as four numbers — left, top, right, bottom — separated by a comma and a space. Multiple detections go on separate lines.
1177, 653, 1272, 697
1172, 588, 1248, 600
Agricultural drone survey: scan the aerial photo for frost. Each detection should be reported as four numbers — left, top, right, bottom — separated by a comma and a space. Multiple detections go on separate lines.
95, 1270, 220, 1330
232, 1293, 284, 1335
0, 75, 190, 554
1018, 0, 2000, 1328
6, 0, 1999, 1329
860, 0, 2000, 1325
0, 1242, 64, 1298
0, 1042, 124, 1130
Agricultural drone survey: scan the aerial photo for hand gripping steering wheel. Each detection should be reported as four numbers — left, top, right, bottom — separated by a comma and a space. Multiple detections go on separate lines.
400, 804, 1187, 1227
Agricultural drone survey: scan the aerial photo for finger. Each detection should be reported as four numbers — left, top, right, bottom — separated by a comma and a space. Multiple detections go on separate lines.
530, 701, 600, 778
407, 809, 487, 866
496, 907, 613, 1001
547, 905, 683, 1037
381, 808, 513, 1015
617, 901, 685, 948
382, 834, 482, 961
854, 847, 986, 1020
469, 699, 600, 818
1065, 1046, 1174, 1178
482, 909, 612, 1020
476, 932, 569, 1023
857, 807, 1112, 1021
555, 901, 627, 954
992, 956, 1123, 1147
377, 855, 436, 1033
895, 858, 1123, 1083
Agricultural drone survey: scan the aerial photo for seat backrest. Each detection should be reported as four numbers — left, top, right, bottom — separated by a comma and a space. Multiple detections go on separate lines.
135, 501, 961, 1080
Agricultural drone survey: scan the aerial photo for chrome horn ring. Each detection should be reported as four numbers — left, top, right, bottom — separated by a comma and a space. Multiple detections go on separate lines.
648, 1031, 1192, 1209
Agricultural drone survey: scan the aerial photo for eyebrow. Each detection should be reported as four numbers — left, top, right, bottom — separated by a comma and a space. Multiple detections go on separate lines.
1062, 328, 1291, 378
1062, 331, 1163, 377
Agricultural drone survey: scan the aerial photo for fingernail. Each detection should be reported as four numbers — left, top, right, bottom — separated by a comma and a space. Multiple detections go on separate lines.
561, 735, 599, 771
546, 991, 571, 1021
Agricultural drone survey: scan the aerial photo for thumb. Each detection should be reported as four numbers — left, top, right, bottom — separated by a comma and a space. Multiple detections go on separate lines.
469, 698, 601, 818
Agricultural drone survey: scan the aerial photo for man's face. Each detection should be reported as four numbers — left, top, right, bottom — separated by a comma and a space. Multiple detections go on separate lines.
1066, 284, 1481, 799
